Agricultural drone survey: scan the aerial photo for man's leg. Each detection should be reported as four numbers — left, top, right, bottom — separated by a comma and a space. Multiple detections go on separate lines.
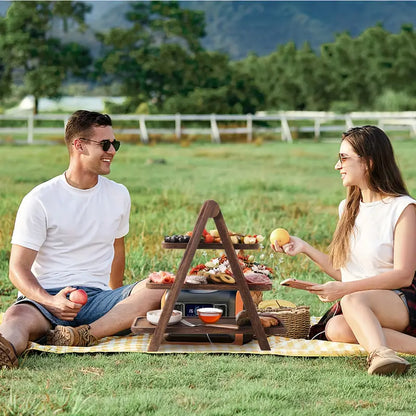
48, 280, 164, 346
0, 303, 51, 368
89, 280, 164, 339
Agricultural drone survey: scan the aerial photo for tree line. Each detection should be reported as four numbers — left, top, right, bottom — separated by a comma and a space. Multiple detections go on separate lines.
1, 1, 416, 115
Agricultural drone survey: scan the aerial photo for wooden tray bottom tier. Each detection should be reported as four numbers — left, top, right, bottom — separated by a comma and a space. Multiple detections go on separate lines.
131, 316, 286, 337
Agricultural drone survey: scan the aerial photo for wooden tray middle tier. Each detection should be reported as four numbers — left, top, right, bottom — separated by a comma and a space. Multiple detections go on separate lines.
146, 282, 272, 291
162, 242, 260, 250
131, 316, 286, 336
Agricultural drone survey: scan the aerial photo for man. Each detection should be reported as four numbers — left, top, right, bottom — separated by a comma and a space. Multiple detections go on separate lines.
0, 110, 163, 369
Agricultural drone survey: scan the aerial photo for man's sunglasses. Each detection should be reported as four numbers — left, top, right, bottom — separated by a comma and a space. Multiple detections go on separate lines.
79, 138, 120, 152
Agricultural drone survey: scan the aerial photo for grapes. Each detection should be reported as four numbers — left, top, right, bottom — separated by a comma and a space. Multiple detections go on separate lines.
164, 234, 190, 243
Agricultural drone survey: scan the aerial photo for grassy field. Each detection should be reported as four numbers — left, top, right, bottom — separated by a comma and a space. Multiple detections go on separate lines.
1, 139, 416, 415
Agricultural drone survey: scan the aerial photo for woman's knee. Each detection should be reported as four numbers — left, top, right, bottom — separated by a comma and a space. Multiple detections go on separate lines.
340, 292, 369, 312
325, 315, 357, 343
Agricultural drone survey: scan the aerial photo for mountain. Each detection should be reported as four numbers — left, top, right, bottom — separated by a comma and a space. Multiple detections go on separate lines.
183, 1, 416, 59
2, 1, 416, 59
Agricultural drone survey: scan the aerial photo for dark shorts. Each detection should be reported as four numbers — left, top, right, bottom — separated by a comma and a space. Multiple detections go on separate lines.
15, 283, 138, 328
309, 275, 416, 340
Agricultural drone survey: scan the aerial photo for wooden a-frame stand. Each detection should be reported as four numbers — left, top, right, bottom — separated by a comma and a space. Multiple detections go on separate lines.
146, 200, 271, 352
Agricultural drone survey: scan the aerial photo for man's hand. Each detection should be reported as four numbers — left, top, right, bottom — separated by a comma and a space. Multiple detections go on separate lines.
43, 287, 83, 321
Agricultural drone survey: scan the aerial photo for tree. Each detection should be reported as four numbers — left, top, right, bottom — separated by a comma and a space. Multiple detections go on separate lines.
0, 1, 92, 114
320, 32, 362, 108
356, 24, 394, 107
0, 18, 11, 102
240, 42, 325, 111
162, 61, 263, 114
389, 24, 416, 96
95, 1, 206, 109
321, 25, 394, 110
0, 59, 11, 103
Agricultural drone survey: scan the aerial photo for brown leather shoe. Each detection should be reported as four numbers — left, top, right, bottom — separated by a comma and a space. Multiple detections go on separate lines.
0, 333, 18, 369
46, 325, 98, 347
367, 346, 410, 376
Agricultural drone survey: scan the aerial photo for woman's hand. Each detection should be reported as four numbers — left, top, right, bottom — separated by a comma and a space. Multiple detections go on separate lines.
308, 281, 347, 303
271, 234, 342, 281
271, 236, 306, 256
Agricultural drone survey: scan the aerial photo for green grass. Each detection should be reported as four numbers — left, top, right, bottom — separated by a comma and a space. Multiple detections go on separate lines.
1, 140, 416, 415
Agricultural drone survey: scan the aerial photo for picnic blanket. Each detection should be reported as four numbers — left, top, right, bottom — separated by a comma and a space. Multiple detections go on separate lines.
0, 313, 366, 357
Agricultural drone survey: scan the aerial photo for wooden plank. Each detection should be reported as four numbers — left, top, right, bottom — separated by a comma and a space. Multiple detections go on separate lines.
132, 316, 286, 336
161, 242, 259, 250
213, 208, 271, 350
147, 201, 219, 351
146, 282, 272, 291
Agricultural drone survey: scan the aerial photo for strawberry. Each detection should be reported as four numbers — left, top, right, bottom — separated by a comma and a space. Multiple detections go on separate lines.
189, 264, 206, 274
204, 234, 214, 243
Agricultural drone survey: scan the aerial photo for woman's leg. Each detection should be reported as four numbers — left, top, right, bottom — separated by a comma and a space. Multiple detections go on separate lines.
325, 313, 416, 354
339, 290, 409, 352
325, 314, 357, 343
338, 290, 413, 375
380, 328, 416, 354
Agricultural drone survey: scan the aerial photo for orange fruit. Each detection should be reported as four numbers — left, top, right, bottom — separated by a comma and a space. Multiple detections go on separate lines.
269, 228, 290, 246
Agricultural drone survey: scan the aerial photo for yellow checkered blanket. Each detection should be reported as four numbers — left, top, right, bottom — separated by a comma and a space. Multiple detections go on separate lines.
1, 313, 366, 356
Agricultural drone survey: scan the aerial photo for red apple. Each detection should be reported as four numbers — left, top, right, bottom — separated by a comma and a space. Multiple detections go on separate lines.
69, 289, 88, 305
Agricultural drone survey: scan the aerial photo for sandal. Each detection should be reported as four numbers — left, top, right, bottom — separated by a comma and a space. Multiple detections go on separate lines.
0, 333, 18, 369
367, 346, 410, 376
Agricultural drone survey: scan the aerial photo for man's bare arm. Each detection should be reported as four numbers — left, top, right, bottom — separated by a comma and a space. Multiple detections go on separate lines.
9, 244, 81, 320
109, 237, 125, 289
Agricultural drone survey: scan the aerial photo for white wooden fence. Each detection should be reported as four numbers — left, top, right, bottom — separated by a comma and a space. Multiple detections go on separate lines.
1, 111, 416, 144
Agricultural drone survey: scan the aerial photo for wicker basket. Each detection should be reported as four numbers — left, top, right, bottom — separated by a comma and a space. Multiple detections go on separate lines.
257, 306, 311, 339
250, 290, 263, 306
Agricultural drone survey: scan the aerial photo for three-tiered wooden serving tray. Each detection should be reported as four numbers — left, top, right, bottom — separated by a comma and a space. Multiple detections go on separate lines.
131, 200, 285, 351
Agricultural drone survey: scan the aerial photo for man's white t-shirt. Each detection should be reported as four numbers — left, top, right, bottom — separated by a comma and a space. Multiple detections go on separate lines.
340, 195, 416, 282
11, 173, 131, 290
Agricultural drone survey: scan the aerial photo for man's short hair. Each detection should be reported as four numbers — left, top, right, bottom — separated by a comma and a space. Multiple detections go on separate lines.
64, 110, 112, 146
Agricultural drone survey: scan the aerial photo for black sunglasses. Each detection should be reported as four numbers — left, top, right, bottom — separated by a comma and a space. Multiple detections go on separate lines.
79, 138, 120, 152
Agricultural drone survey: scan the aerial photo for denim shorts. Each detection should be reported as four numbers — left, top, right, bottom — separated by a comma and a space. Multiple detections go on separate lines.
394, 289, 409, 311
15, 283, 137, 328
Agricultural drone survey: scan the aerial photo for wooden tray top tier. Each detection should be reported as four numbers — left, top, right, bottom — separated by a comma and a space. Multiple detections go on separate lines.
162, 242, 260, 250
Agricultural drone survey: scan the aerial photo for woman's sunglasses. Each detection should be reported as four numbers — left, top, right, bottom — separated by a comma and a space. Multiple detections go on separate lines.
79, 138, 120, 152
338, 153, 361, 166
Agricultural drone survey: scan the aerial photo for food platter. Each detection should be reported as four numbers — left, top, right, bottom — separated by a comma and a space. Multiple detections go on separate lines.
162, 242, 260, 250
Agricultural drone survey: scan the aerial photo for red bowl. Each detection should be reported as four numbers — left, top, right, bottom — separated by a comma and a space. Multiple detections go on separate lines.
197, 307, 223, 323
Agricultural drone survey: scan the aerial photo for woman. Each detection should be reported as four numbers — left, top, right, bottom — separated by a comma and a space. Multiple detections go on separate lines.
272, 125, 416, 376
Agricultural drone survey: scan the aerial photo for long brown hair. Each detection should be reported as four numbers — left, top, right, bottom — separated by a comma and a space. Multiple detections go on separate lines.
329, 126, 409, 269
